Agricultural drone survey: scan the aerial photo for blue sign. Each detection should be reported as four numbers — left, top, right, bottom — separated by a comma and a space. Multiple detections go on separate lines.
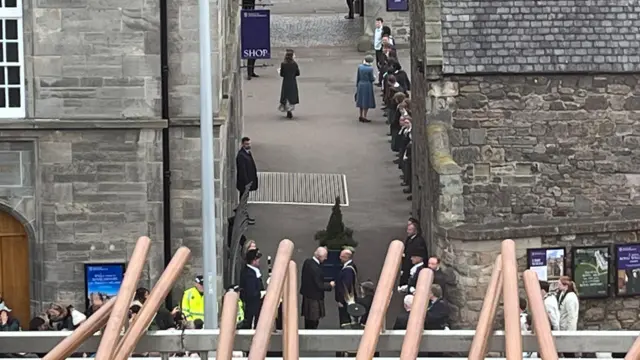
241, 9, 271, 60
84, 263, 125, 307
386, 0, 408, 12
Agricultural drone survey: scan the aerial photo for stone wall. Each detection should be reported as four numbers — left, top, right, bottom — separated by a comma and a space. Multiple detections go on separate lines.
445, 74, 640, 224
435, 218, 640, 330
0, 125, 166, 309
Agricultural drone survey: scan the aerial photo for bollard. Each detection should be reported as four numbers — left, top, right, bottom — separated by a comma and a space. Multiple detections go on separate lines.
283, 261, 299, 360
248, 239, 295, 360
95, 237, 151, 360
216, 291, 240, 360
523, 270, 558, 360
399, 268, 434, 360
469, 255, 503, 360
502, 239, 522, 360
112, 247, 191, 360
356, 240, 405, 360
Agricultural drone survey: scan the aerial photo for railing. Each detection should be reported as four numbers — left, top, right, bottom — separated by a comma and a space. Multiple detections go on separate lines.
0, 330, 638, 354
226, 182, 252, 287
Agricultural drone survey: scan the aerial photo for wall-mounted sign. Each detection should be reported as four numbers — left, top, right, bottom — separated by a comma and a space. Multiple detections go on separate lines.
527, 247, 566, 285
386, 0, 408, 11
84, 263, 125, 309
615, 244, 640, 296
572, 246, 610, 299
241, 9, 271, 60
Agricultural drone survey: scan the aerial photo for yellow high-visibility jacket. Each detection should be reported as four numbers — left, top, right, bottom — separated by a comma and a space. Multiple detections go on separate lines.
181, 287, 204, 322
237, 299, 244, 325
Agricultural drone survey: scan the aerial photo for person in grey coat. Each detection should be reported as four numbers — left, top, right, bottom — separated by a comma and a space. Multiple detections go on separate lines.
278, 49, 300, 119
355, 54, 376, 123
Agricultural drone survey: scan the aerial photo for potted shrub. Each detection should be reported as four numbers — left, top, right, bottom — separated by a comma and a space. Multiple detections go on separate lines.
314, 197, 358, 281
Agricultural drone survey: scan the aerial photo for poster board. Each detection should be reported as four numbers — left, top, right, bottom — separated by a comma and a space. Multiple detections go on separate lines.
571, 246, 611, 299
527, 247, 566, 290
615, 243, 640, 296
84, 263, 126, 309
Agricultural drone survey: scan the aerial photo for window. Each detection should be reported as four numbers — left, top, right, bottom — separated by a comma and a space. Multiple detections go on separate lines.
0, 0, 24, 118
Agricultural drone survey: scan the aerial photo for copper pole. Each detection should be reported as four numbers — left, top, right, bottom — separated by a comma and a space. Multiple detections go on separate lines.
469, 255, 503, 360
502, 239, 522, 360
356, 240, 405, 360
112, 247, 191, 360
216, 290, 240, 360
625, 336, 640, 360
248, 239, 295, 360
523, 270, 558, 360
95, 237, 151, 360
43, 297, 116, 360
283, 260, 299, 360
399, 268, 434, 360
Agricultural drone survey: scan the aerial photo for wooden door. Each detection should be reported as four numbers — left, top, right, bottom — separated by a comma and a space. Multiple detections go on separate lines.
0, 211, 30, 329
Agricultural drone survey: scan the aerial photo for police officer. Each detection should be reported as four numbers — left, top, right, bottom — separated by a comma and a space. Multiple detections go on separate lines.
239, 249, 264, 329
181, 276, 205, 322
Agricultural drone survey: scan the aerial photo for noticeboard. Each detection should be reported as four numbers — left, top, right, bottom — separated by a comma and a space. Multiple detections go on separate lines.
84, 263, 126, 309
572, 246, 611, 299
527, 247, 566, 290
615, 243, 640, 296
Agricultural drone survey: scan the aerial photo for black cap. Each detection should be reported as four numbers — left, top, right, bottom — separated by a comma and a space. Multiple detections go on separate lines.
408, 248, 425, 258
246, 249, 262, 262
195, 275, 204, 284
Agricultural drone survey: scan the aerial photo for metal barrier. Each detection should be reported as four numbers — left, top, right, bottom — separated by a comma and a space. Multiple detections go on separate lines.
226, 182, 252, 287
0, 330, 637, 354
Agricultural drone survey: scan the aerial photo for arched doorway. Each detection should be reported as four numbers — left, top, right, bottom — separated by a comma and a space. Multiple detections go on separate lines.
0, 211, 30, 328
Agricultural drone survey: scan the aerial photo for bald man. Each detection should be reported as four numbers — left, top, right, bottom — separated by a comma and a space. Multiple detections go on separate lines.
300, 247, 335, 329
335, 248, 358, 328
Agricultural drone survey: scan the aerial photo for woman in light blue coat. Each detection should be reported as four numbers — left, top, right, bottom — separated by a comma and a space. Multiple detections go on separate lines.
355, 54, 376, 123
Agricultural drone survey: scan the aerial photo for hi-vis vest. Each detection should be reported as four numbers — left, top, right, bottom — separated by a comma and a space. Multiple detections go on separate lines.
237, 299, 244, 324
181, 287, 204, 321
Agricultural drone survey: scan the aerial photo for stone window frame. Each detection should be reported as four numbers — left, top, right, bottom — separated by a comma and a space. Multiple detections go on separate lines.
0, 0, 25, 119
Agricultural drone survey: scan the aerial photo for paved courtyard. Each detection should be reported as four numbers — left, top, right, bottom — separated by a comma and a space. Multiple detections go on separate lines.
243, 48, 412, 331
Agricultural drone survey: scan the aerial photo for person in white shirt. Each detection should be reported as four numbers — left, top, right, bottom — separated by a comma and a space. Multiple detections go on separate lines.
558, 276, 580, 358
539, 280, 560, 330
373, 17, 384, 84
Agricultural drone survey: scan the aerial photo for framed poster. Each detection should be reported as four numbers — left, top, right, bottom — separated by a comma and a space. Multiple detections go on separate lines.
615, 243, 640, 296
84, 263, 126, 309
571, 246, 611, 299
386, 0, 408, 11
527, 247, 566, 290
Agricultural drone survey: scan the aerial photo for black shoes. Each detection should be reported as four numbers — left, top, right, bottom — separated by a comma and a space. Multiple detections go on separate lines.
286, 111, 293, 119
359, 116, 371, 123
403, 187, 411, 194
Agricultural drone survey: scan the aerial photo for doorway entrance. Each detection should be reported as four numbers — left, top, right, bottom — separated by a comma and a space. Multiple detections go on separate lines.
0, 211, 30, 328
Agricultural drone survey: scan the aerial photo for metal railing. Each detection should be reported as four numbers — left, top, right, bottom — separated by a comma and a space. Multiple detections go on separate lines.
226, 182, 252, 287
0, 330, 637, 354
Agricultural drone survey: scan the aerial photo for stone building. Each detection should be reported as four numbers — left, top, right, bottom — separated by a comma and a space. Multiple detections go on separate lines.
0, 0, 243, 326
415, 0, 640, 329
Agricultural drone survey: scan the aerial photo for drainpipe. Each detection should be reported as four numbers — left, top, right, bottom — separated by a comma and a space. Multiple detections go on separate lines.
160, 0, 173, 309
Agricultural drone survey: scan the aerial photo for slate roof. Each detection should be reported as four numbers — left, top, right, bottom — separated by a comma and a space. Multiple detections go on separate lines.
440, 0, 640, 74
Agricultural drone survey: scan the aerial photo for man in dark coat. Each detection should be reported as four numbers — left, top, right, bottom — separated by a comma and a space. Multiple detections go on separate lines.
239, 249, 264, 329
400, 218, 428, 286
427, 256, 456, 300
335, 248, 358, 328
402, 250, 425, 295
392, 294, 413, 330
300, 247, 334, 329
236, 137, 258, 224
424, 284, 450, 357
241, 0, 260, 80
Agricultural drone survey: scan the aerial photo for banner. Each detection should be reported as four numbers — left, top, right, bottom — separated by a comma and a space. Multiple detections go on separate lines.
526, 247, 565, 286
386, 0, 408, 12
615, 243, 640, 296
572, 246, 610, 298
241, 9, 271, 60
84, 263, 125, 309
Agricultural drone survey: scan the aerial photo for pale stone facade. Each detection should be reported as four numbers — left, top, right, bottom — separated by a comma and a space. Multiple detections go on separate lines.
0, 0, 242, 311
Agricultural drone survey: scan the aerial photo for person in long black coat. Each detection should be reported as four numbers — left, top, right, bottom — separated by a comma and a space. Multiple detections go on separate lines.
399, 218, 428, 286
239, 249, 264, 329
300, 247, 334, 329
236, 136, 258, 223
335, 248, 358, 328
278, 49, 300, 119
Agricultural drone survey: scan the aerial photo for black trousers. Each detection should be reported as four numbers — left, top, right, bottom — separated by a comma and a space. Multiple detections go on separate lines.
304, 319, 319, 329
247, 59, 256, 76
402, 157, 412, 187
338, 305, 351, 328
346, 0, 354, 18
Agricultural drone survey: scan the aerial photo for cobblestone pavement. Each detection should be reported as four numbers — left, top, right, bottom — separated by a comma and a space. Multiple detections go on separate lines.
243, 49, 411, 333
259, 0, 364, 47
